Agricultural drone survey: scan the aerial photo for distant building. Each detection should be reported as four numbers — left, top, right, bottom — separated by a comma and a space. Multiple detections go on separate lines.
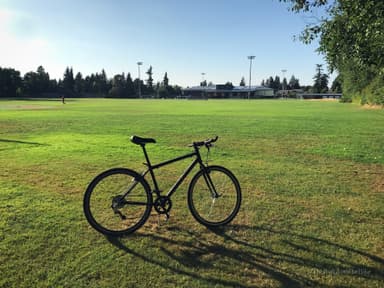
299, 93, 342, 99
182, 84, 274, 99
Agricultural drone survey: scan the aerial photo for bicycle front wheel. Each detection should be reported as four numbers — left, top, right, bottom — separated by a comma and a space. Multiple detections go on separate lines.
188, 165, 241, 227
83, 168, 152, 236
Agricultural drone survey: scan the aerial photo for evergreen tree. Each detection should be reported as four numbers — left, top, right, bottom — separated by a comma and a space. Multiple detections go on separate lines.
239, 77, 246, 86
274, 76, 281, 91
289, 75, 300, 89
268, 76, 274, 89
36, 66, 50, 93
108, 73, 127, 98
22, 66, 50, 96
23, 71, 38, 95
145, 66, 154, 93
133, 78, 145, 97
48, 79, 58, 92
74, 72, 84, 95
155, 82, 160, 98
157, 72, 170, 98
320, 73, 329, 93
99, 69, 109, 96
331, 74, 342, 93
63, 67, 75, 96
163, 72, 169, 87
225, 82, 234, 89
126, 73, 135, 98
313, 64, 329, 93
0, 67, 22, 97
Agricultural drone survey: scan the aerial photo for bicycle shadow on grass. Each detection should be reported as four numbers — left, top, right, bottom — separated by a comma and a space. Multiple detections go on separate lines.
106, 224, 383, 287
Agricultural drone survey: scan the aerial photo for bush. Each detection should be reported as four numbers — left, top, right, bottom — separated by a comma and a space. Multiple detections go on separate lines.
362, 74, 384, 105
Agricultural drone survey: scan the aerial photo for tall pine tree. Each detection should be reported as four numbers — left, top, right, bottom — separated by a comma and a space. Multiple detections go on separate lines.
146, 66, 154, 93
63, 67, 75, 96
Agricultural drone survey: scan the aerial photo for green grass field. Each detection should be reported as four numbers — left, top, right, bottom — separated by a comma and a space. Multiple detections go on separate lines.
1, 98, 383, 287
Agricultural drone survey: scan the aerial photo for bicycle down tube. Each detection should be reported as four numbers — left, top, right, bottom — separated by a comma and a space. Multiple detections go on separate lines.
146, 150, 200, 197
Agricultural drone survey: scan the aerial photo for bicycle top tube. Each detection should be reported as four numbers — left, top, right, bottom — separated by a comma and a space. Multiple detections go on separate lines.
151, 151, 197, 170
130, 135, 218, 148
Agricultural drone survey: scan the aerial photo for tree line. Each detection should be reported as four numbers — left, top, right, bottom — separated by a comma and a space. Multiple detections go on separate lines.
260, 64, 342, 94
281, 0, 384, 105
1, 64, 341, 99
260, 75, 301, 92
0, 65, 182, 99
200, 66, 337, 96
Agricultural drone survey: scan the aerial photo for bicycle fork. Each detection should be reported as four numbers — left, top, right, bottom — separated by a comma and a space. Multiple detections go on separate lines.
202, 168, 220, 199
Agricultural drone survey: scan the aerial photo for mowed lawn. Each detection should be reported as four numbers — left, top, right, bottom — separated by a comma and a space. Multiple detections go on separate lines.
0, 98, 383, 287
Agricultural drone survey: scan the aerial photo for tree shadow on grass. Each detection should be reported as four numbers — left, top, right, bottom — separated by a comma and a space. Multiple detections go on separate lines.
0, 139, 48, 146
105, 225, 383, 287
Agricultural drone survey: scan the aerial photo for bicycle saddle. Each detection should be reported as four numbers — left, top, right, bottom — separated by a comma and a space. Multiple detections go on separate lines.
130, 135, 156, 146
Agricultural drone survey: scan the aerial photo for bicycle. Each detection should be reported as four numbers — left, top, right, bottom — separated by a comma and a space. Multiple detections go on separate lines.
83, 135, 241, 236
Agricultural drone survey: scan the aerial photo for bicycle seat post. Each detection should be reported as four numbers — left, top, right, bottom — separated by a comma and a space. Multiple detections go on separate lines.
141, 144, 152, 167
140, 144, 161, 193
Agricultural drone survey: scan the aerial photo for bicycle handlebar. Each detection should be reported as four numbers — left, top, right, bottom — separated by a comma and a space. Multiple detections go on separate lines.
192, 136, 218, 148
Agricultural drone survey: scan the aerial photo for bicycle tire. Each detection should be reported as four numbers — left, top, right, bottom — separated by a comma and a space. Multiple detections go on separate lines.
83, 168, 152, 236
188, 165, 241, 227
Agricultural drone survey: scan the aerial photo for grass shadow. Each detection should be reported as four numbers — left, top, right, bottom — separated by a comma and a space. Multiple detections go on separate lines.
210, 225, 383, 280
105, 224, 383, 287
106, 234, 247, 287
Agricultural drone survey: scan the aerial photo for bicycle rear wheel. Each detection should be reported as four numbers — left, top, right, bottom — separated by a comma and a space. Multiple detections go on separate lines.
188, 165, 241, 227
83, 168, 152, 236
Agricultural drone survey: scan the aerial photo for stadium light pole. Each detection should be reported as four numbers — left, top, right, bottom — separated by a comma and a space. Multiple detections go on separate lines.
137, 61, 143, 98
201, 72, 206, 98
281, 69, 287, 98
247, 56, 255, 100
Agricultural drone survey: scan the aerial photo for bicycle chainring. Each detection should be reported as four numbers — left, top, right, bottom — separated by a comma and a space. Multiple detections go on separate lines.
154, 196, 172, 215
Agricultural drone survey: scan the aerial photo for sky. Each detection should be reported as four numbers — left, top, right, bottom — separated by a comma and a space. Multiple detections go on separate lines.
0, 0, 333, 87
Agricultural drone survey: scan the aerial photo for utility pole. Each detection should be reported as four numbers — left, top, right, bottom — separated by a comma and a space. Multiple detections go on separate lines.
247, 56, 255, 99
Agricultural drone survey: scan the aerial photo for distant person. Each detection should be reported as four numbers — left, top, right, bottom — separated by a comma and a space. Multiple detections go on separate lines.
61, 95, 65, 104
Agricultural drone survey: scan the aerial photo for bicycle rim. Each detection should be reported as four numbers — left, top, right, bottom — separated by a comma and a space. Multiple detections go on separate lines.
188, 166, 241, 226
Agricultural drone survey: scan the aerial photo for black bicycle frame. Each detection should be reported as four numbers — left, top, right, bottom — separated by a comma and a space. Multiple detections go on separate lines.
139, 144, 204, 197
